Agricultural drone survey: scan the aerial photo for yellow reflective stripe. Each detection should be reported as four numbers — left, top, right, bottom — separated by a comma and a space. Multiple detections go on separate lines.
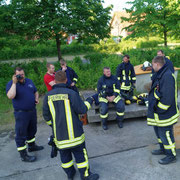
17, 145, 27, 151
117, 112, 124, 116
158, 138, 162, 143
118, 77, 120, 80
132, 77, 136, 80
157, 102, 170, 110
62, 160, 74, 168
113, 95, 121, 103
165, 131, 176, 156
147, 113, 179, 127
48, 99, 57, 139
73, 78, 78, 82
84, 101, 91, 110
154, 89, 160, 100
84, 148, 89, 177
26, 138, 35, 143
46, 120, 52, 126
55, 134, 85, 149
99, 97, 108, 103
100, 113, 108, 118
64, 100, 74, 140
164, 143, 175, 149
121, 82, 130, 90
172, 73, 179, 113
113, 84, 120, 93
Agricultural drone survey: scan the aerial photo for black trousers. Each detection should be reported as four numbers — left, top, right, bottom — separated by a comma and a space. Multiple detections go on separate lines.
59, 142, 90, 179
14, 109, 37, 151
154, 125, 176, 157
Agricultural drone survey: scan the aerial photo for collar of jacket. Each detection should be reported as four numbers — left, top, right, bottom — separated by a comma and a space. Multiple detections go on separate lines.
53, 83, 67, 89
151, 63, 168, 81
123, 61, 130, 66
103, 74, 112, 79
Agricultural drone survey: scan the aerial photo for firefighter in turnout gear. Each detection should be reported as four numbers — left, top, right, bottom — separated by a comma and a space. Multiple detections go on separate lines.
43, 71, 99, 180
97, 67, 125, 130
116, 55, 136, 104
147, 56, 179, 165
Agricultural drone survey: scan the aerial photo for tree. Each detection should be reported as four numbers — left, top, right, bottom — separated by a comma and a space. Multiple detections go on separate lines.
122, 0, 180, 46
10, 0, 112, 60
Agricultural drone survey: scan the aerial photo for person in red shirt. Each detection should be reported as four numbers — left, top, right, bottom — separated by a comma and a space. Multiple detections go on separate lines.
44, 64, 56, 91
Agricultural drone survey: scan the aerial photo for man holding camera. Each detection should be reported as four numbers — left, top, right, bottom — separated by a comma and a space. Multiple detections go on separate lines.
6, 67, 44, 162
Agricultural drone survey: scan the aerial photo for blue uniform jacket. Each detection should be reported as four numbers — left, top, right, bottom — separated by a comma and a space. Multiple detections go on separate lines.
147, 64, 179, 127
97, 75, 121, 103
116, 61, 136, 91
43, 83, 93, 150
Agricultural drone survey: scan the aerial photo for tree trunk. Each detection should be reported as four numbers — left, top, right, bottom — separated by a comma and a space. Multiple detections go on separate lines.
163, 30, 167, 47
56, 35, 62, 61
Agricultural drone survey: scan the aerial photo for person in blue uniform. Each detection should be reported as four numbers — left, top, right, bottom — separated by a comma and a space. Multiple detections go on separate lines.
6, 67, 44, 162
97, 67, 125, 130
116, 55, 136, 105
58, 59, 79, 93
147, 56, 179, 165
43, 71, 99, 180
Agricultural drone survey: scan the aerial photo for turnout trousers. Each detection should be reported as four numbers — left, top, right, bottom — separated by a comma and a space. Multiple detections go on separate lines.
59, 142, 90, 179
154, 126, 176, 157
14, 109, 37, 152
99, 99, 125, 123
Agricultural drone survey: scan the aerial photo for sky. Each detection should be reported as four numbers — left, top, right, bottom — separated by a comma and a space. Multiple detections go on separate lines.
103, 0, 133, 13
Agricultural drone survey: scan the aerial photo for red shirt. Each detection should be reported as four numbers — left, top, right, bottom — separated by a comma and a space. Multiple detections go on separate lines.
44, 73, 55, 91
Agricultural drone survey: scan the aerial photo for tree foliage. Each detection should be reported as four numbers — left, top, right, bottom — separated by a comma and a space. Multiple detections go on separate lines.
1, 0, 112, 60
123, 0, 180, 46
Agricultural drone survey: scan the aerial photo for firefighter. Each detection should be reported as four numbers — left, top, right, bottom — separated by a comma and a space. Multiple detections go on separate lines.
6, 67, 44, 162
116, 55, 136, 104
58, 59, 79, 93
147, 56, 179, 165
97, 67, 125, 130
43, 71, 99, 180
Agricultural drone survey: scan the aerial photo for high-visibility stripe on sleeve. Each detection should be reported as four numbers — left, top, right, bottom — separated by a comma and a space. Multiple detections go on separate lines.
99, 97, 108, 103
158, 138, 162, 143
17, 145, 27, 151
26, 138, 35, 144
132, 77, 136, 80
61, 160, 74, 168
118, 77, 120, 80
73, 78, 78, 82
113, 84, 120, 94
46, 120, 52, 126
113, 96, 121, 103
157, 102, 170, 110
84, 101, 91, 110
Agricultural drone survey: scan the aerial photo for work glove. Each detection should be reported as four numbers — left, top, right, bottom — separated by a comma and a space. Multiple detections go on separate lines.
48, 135, 58, 158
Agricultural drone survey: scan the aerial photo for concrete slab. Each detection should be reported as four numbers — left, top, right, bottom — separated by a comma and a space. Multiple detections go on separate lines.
0, 118, 180, 180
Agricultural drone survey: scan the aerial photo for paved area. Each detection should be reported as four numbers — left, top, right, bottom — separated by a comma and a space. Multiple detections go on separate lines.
0, 118, 180, 180
0, 55, 85, 64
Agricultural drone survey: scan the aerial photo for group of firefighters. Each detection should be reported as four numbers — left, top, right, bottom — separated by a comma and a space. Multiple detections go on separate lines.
6, 49, 179, 180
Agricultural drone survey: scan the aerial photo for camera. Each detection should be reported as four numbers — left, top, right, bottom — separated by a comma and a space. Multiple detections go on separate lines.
16, 74, 23, 80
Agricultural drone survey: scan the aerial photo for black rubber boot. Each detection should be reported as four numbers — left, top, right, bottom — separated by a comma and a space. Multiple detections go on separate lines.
158, 156, 176, 165
117, 121, 123, 128
83, 173, 99, 180
151, 149, 165, 155
68, 168, 76, 180
101, 119, 108, 130
28, 142, 44, 152
19, 149, 36, 162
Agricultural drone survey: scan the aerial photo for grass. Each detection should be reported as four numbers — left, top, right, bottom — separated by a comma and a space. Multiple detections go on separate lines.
0, 95, 44, 131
